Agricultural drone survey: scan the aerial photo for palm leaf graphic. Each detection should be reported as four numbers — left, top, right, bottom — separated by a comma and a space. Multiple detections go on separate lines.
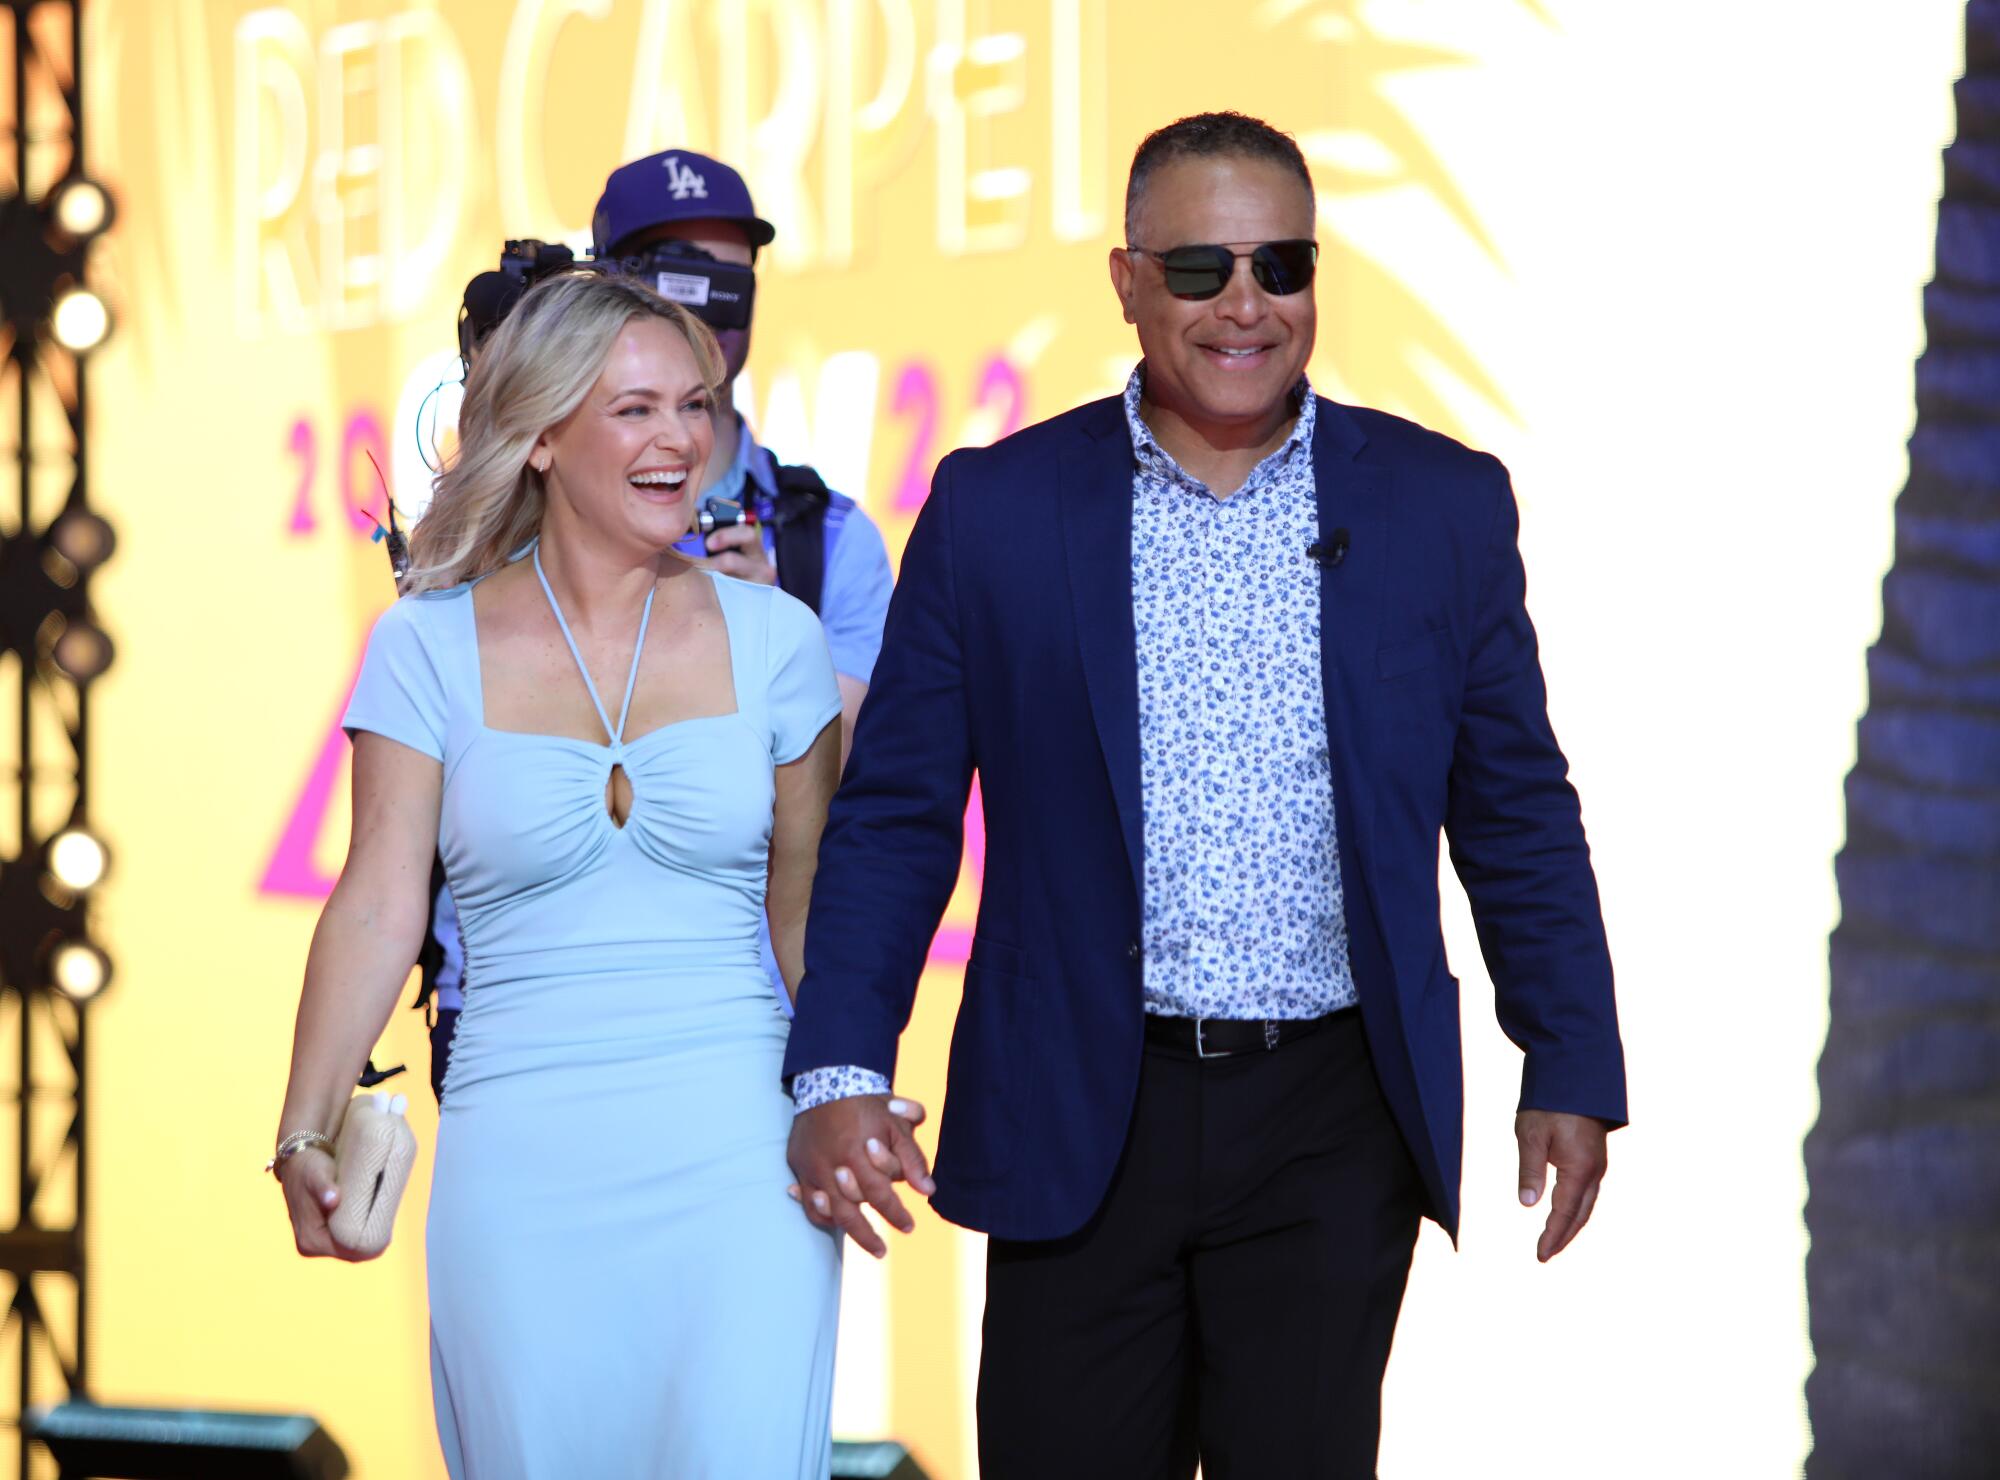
1261, 0, 1550, 428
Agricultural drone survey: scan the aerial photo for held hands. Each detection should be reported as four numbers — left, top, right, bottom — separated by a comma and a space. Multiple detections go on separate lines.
1515, 1109, 1611, 1263
278, 1148, 374, 1263
787, 1096, 935, 1259
703, 523, 777, 585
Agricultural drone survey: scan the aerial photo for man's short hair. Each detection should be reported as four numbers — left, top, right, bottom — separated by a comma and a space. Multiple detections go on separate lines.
1124, 112, 1315, 245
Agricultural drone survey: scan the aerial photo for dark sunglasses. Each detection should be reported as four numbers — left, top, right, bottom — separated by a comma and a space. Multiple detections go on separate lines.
1127, 239, 1319, 301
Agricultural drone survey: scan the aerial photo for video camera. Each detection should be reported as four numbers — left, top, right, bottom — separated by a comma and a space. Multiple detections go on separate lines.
606, 239, 756, 333
458, 236, 756, 371
458, 239, 590, 367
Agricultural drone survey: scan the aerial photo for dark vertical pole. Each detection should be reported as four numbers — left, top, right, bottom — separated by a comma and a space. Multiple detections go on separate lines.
0, 3, 100, 1468
12, 2, 33, 1472
67, 0, 90, 1409
1805, 2, 2000, 1475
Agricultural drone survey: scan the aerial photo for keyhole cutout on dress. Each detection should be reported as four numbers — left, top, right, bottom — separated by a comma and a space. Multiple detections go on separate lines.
527, 545, 655, 834
605, 763, 634, 829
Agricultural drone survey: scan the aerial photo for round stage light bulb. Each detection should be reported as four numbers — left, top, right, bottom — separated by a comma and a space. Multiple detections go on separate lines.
50, 620, 114, 682
53, 180, 110, 238
47, 828, 109, 891
49, 509, 115, 571
48, 941, 110, 1002
51, 289, 110, 352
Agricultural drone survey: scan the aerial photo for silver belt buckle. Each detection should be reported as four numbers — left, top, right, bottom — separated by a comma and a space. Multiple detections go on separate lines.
1263, 1019, 1281, 1051
1195, 1018, 1227, 1059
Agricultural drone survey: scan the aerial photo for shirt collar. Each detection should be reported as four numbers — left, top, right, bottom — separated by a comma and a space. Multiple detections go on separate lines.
1121, 364, 1316, 488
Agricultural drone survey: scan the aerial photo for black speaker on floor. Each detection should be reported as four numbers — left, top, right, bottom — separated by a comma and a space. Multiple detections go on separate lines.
23, 1402, 348, 1480
832, 1439, 932, 1480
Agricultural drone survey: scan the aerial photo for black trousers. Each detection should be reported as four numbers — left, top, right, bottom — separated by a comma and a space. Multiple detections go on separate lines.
978, 1010, 1424, 1480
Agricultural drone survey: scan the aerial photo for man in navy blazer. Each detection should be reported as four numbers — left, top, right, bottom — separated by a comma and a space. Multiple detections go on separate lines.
785, 111, 1626, 1478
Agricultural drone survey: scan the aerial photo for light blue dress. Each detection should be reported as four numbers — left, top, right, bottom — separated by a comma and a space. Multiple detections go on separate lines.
343, 553, 844, 1478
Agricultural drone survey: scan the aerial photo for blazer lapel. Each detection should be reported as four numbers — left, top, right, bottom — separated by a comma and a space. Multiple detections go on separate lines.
1058, 402, 1146, 907
1313, 399, 1393, 890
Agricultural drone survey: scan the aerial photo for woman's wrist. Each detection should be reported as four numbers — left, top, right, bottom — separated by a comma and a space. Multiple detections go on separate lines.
274, 1074, 357, 1168
267, 1128, 336, 1179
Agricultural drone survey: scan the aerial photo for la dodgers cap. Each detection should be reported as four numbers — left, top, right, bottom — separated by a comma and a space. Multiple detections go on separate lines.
591, 150, 778, 258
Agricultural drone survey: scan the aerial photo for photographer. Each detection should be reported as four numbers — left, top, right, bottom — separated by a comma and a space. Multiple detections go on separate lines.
594, 150, 890, 758
418, 152, 893, 1100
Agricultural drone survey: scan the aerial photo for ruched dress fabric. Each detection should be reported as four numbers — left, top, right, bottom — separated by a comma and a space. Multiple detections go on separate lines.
343, 558, 844, 1479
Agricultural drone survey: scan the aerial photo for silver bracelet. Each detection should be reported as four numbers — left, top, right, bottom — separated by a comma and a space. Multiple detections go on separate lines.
266, 1129, 335, 1177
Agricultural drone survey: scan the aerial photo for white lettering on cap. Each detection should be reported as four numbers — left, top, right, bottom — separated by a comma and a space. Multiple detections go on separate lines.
663, 156, 708, 201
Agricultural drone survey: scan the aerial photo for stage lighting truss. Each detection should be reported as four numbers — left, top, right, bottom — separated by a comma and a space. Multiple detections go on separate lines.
0, 5, 110, 1473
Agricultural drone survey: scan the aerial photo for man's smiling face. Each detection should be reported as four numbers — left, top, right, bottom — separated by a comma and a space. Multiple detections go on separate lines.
1112, 153, 1317, 442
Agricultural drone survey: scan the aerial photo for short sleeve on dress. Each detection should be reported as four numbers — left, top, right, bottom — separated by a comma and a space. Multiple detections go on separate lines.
765, 588, 843, 764
343, 598, 448, 762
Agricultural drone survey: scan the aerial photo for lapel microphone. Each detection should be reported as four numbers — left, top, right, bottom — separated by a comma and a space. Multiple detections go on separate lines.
1306, 528, 1350, 568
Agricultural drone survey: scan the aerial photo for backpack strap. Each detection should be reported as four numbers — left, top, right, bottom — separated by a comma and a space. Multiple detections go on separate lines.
769, 462, 833, 615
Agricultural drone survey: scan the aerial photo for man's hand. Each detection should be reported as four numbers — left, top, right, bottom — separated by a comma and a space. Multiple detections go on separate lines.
787, 1096, 935, 1259
704, 523, 777, 585
1515, 1109, 1610, 1263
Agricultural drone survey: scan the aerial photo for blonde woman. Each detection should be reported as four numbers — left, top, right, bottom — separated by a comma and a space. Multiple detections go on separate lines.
273, 273, 861, 1476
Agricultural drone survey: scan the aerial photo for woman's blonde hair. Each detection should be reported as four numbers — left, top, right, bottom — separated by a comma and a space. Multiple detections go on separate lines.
402, 271, 725, 594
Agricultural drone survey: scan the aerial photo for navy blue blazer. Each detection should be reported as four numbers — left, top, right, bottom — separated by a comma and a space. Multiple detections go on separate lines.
782, 393, 1626, 1241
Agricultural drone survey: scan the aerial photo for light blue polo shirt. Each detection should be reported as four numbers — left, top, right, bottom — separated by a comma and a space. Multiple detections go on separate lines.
694, 418, 891, 687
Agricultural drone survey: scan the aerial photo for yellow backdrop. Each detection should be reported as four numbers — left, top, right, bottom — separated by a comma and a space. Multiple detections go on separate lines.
71, 2, 1962, 1477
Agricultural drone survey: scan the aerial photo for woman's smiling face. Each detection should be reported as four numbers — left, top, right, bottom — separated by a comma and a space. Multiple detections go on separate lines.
535, 314, 716, 554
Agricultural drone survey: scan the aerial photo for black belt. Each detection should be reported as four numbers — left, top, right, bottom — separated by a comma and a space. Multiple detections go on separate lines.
1143, 1008, 1351, 1059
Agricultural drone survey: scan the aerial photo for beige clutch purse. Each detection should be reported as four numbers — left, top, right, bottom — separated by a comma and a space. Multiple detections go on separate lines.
328, 1091, 418, 1258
